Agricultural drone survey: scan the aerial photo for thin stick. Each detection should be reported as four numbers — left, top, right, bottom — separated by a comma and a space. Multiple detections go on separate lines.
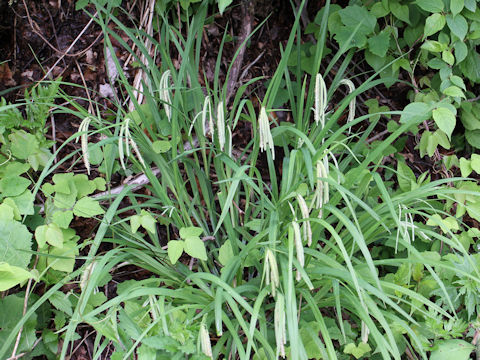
22, 0, 101, 59
20, 0, 102, 83
75, 59, 94, 114
225, 0, 253, 105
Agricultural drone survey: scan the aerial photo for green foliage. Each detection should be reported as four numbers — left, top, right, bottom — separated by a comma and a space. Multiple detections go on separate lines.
76, 0, 234, 15
314, 0, 480, 154
168, 226, 207, 264
430, 339, 474, 360
343, 342, 371, 359
0, 294, 39, 355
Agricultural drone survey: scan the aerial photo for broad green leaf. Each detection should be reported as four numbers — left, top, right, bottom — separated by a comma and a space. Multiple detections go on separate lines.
184, 236, 207, 261
0, 219, 32, 268
459, 51, 480, 82
218, 240, 234, 266
2, 199, 20, 220
180, 226, 203, 239
0, 162, 29, 177
442, 50, 455, 65
93, 177, 106, 191
443, 85, 465, 98
397, 161, 416, 192
450, 75, 466, 90
8, 130, 39, 160
446, 14, 468, 40
344, 342, 371, 359
0, 176, 31, 197
443, 154, 459, 170
28, 147, 51, 171
430, 339, 474, 360
412, 263, 424, 282
392, 58, 413, 72
424, 13, 446, 37
73, 174, 96, 198
390, 2, 410, 23
45, 223, 64, 248
466, 129, 480, 148
73, 196, 105, 217
339, 5, 376, 33
9, 190, 34, 215
424, 132, 439, 157
432, 107, 456, 139
433, 130, 451, 149
151, 140, 171, 154
62, 228, 78, 242
464, 0, 476, 11
87, 143, 103, 166
42, 183, 55, 196
0, 262, 33, 291
167, 240, 184, 264
471, 154, 480, 173
130, 215, 141, 233
52, 210, 74, 229
450, 0, 464, 16
427, 214, 459, 232
334, 25, 367, 49
400, 102, 432, 123
454, 41, 468, 63
0, 293, 37, 354
54, 191, 77, 209
334, 5, 377, 49
421, 40, 447, 52
416, 0, 444, 12
218, 0, 233, 14
0, 203, 15, 221
48, 241, 78, 272
75, 0, 89, 10
35, 225, 48, 248
459, 157, 472, 177
367, 30, 390, 57
137, 344, 157, 358
404, 24, 424, 46
300, 323, 323, 358
52, 173, 75, 194
370, 2, 389, 17
427, 58, 448, 69
49, 291, 73, 316
140, 211, 156, 233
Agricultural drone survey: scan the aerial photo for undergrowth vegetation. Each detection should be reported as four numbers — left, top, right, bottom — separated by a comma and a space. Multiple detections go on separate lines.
1, 0, 480, 359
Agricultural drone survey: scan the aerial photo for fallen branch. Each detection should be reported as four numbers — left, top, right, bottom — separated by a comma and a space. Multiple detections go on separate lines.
93, 168, 160, 198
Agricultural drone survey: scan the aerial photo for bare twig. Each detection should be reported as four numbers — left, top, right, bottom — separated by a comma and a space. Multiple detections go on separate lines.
7, 338, 41, 360
22, 0, 102, 60
75, 59, 94, 114
225, 0, 253, 105
94, 168, 161, 198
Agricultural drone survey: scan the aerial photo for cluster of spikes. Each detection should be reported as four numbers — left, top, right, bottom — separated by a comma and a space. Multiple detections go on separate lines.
267, 72, 357, 357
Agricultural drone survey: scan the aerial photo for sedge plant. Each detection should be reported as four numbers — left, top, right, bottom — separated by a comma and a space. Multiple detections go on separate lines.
3, 1, 480, 360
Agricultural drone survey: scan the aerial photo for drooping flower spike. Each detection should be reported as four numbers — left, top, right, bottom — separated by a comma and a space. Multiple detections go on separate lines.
76, 116, 92, 175
160, 70, 173, 122
119, 118, 146, 171
314, 73, 328, 127
258, 106, 275, 160
339, 78, 356, 133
